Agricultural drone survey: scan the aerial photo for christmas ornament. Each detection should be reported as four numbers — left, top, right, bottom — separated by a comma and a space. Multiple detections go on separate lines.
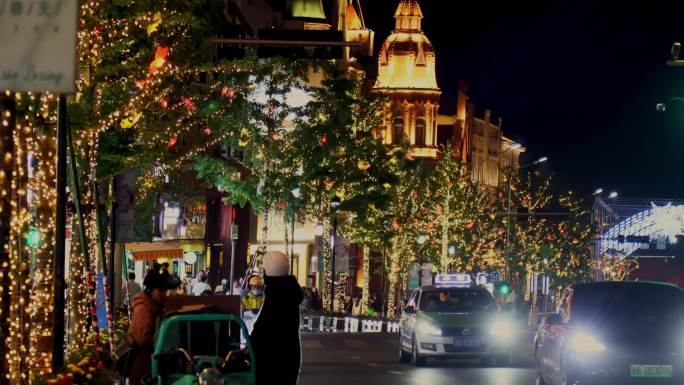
147, 12, 163, 36
181, 96, 195, 112
221, 86, 236, 99
167, 134, 178, 149
149, 46, 169, 74
120, 111, 142, 129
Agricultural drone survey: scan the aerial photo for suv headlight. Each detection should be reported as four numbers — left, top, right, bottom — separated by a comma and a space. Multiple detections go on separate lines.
489, 320, 514, 338
569, 331, 606, 353
416, 320, 442, 336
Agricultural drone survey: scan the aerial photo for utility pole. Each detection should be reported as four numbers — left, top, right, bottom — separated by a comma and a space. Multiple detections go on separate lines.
52, 96, 67, 370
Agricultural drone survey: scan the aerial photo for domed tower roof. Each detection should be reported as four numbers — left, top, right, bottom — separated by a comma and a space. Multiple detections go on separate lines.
374, 0, 439, 91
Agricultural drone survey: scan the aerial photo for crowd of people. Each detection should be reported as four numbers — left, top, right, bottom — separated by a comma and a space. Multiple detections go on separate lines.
123, 254, 302, 385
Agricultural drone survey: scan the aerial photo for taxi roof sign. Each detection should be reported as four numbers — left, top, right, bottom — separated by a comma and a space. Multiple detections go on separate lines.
434, 273, 473, 288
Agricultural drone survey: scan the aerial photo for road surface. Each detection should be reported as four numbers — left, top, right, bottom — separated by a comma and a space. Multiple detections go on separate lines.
300, 332, 537, 385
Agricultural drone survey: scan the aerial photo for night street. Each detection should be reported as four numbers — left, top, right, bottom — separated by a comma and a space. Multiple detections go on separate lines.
300, 333, 536, 385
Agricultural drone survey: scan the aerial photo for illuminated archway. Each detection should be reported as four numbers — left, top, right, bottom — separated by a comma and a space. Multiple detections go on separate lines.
599, 203, 684, 257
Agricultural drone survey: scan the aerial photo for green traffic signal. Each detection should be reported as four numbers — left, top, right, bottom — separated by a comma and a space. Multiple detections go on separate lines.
27, 227, 42, 249
499, 283, 510, 295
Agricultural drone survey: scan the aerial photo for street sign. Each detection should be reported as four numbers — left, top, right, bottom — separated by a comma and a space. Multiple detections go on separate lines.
408, 264, 420, 290
0, 0, 78, 92
231, 224, 239, 240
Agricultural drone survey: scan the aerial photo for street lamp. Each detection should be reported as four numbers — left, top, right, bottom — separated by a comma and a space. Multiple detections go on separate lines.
330, 196, 341, 314
594, 188, 604, 196
608, 191, 618, 199
505, 156, 548, 281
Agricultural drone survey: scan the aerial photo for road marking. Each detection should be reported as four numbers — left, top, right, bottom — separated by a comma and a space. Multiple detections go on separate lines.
302, 340, 323, 349
387, 370, 403, 375
351, 356, 361, 360
368, 363, 380, 367
344, 339, 368, 349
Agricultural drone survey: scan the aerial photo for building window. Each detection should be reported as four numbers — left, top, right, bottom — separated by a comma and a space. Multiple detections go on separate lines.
415, 118, 426, 146
393, 117, 404, 144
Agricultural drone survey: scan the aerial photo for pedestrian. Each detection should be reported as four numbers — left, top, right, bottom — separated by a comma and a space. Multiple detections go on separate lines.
123, 272, 142, 313
242, 276, 265, 312
352, 294, 363, 317
372, 294, 383, 315
177, 281, 187, 295
300, 287, 310, 311
191, 272, 211, 296
342, 295, 351, 314
127, 270, 168, 385
310, 288, 320, 311
250, 251, 303, 385
215, 278, 228, 294
188, 270, 205, 295
231, 278, 243, 295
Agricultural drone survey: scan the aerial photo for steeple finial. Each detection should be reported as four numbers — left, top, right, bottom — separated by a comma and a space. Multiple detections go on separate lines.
394, 0, 423, 31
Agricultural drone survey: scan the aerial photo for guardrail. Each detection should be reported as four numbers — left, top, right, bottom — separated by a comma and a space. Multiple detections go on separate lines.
300, 315, 400, 333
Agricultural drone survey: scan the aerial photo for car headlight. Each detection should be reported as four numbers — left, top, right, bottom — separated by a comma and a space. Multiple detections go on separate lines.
489, 320, 514, 338
416, 320, 442, 336
569, 331, 606, 353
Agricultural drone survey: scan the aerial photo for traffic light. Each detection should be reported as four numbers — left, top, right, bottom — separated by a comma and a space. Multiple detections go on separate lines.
499, 282, 510, 295
27, 227, 42, 249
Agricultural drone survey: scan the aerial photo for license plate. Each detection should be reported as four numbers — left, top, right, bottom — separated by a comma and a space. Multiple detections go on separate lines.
453, 338, 480, 347
630, 365, 673, 378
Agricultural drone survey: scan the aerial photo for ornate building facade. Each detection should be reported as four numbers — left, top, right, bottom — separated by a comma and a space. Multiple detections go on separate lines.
373, 0, 441, 159
374, 0, 524, 187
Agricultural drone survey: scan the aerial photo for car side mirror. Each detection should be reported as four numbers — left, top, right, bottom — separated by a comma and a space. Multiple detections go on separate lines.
404, 305, 416, 314
546, 313, 564, 326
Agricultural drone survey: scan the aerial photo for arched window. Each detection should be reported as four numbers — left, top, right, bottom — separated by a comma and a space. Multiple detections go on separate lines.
393, 117, 404, 144
415, 118, 426, 146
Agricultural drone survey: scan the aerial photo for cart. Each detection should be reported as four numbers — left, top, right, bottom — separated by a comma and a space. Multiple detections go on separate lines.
150, 313, 256, 385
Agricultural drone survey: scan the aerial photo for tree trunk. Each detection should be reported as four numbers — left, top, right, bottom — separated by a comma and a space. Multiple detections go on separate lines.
0, 96, 15, 385
7, 100, 30, 385
361, 245, 370, 311
28, 128, 57, 380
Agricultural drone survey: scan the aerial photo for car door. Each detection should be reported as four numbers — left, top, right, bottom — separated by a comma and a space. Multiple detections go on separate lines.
542, 287, 573, 384
400, 290, 419, 351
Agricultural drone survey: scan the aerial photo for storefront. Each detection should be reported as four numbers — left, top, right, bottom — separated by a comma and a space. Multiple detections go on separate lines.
124, 240, 206, 284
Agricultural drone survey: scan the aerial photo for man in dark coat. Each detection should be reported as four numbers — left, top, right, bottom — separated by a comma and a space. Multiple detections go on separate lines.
250, 251, 304, 385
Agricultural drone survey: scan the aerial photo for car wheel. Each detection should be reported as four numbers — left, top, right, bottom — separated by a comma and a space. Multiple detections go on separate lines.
399, 337, 411, 364
411, 336, 426, 367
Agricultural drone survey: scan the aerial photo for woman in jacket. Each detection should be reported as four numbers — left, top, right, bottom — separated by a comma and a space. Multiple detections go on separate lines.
128, 271, 168, 385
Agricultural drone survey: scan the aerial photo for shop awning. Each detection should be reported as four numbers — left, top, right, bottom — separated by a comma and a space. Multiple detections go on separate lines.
126, 241, 183, 261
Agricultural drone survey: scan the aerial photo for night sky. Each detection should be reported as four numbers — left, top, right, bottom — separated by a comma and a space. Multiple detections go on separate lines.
362, 0, 684, 198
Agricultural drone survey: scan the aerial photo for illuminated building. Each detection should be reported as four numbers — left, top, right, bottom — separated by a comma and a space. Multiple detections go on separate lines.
374, 0, 523, 188
373, 0, 441, 159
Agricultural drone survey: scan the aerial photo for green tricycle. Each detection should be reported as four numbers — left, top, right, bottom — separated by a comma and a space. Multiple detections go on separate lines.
150, 313, 256, 385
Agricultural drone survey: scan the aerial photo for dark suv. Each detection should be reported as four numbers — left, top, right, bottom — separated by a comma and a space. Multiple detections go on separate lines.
534, 281, 684, 385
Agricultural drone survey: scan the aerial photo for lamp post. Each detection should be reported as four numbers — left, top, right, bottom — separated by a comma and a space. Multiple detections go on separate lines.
504, 156, 548, 281
330, 196, 341, 314
417, 235, 427, 287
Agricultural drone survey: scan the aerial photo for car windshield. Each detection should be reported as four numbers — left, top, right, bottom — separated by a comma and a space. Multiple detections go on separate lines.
419, 289, 495, 312
572, 284, 684, 327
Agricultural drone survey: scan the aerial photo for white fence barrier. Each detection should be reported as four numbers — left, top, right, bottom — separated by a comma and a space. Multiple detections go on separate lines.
299, 315, 400, 333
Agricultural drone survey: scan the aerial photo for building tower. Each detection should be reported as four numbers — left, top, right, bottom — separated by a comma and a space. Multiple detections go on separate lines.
373, 0, 441, 159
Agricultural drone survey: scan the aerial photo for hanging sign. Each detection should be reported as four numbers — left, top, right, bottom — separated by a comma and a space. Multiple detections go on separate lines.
0, 0, 78, 92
